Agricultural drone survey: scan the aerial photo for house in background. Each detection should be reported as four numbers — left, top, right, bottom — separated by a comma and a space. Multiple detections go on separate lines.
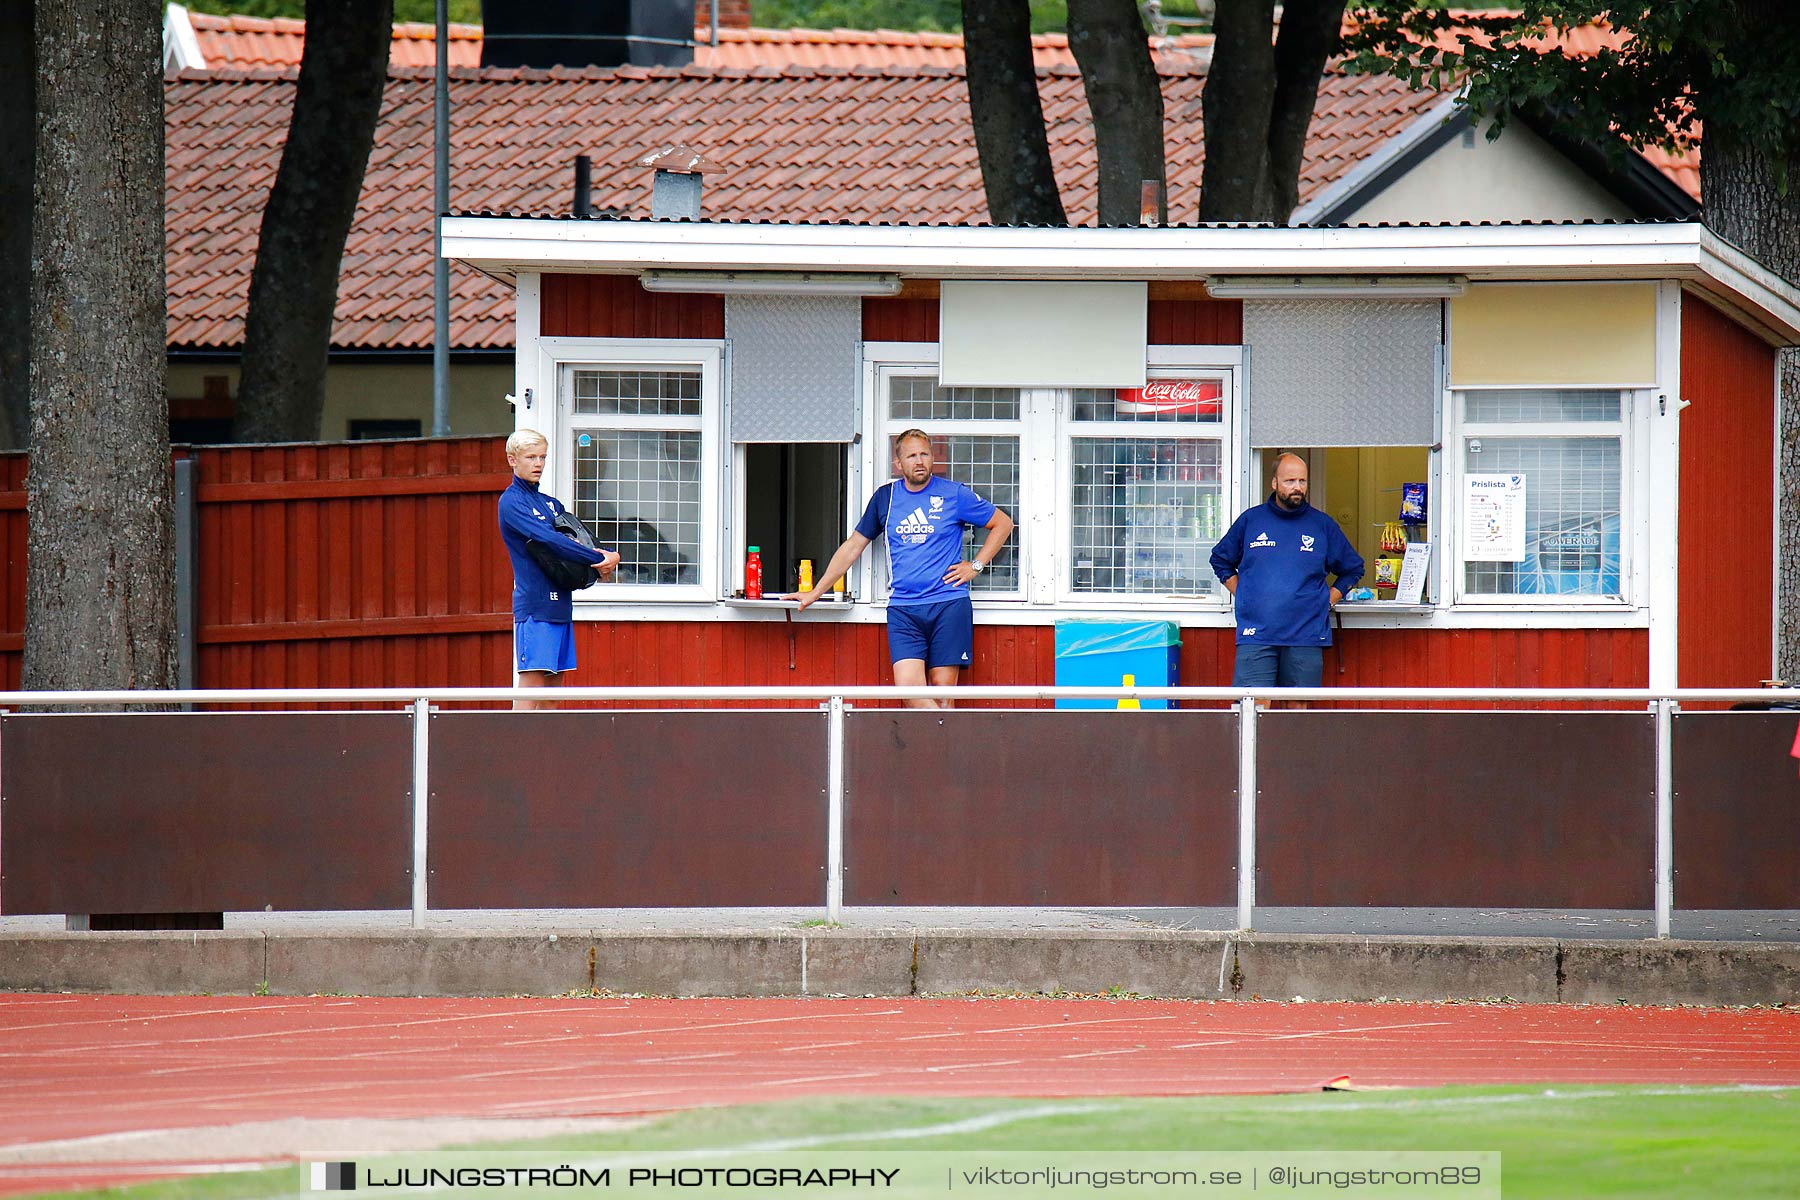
160, 3, 1699, 444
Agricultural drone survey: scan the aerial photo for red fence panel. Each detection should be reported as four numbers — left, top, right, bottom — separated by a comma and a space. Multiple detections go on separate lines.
188, 436, 512, 699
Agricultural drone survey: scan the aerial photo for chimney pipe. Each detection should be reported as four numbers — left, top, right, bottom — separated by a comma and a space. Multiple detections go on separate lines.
573, 154, 592, 217
651, 170, 702, 220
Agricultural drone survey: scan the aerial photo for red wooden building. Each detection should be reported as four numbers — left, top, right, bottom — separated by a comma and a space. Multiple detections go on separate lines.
435, 218, 1799, 699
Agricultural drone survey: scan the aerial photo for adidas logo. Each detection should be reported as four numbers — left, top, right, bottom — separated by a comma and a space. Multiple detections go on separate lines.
894, 507, 934, 543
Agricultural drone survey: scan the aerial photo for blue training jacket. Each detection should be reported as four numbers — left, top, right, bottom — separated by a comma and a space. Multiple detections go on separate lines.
497, 476, 611, 622
1209, 496, 1364, 647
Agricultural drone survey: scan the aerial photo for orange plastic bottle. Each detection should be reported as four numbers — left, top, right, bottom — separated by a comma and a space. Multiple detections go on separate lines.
745, 546, 763, 599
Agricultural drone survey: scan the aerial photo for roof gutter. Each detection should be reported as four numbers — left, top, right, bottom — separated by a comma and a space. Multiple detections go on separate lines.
439, 217, 1800, 343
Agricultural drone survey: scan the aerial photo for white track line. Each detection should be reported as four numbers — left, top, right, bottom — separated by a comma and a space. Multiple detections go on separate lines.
0, 1000, 333, 1038
1269, 1083, 1796, 1113
1172, 1019, 1451, 1049
892, 1014, 1180, 1041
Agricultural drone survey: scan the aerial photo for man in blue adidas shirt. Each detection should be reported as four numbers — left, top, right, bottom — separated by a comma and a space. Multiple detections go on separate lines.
497, 429, 620, 710
798, 429, 1014, 708
1210, 452, 1363, 693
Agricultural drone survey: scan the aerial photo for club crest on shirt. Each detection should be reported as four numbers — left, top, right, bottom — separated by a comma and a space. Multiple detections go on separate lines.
1301, 535, 1316, 552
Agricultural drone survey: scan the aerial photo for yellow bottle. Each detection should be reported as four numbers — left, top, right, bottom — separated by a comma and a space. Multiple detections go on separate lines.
1118, 673, 1141, 710
798, 558, 814, 592
832, 573, 846, 596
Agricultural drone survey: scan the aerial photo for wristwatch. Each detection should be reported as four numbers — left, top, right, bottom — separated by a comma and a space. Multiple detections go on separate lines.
969, 560, 986, 574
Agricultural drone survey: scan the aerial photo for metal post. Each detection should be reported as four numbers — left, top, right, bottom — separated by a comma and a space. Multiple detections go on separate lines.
1236, 695, 1257, 931
412, 697, 431, 927
173, 457, 197, 700
431, 0, 451, 436
826, 695, 846, 922
1654, 698, 1674, 938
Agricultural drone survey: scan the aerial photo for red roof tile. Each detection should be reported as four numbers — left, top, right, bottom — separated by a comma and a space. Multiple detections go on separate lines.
186, 11, 486, 69
163, 61, 1446, 351
182, 11, 1216, 72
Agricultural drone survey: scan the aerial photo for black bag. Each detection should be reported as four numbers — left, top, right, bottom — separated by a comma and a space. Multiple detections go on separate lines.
528, 510, 601, 592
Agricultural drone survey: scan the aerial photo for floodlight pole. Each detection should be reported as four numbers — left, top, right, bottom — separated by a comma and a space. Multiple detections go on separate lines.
431, 0, 451, 436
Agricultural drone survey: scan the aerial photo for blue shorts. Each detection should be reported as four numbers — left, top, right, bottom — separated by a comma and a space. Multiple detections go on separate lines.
887, 595, 974, 669
1232, 643, 1323, 688
515, 619, 576, 675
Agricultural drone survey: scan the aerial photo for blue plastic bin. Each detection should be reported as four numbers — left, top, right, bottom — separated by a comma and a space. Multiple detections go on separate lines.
1053, 619, 1180, 709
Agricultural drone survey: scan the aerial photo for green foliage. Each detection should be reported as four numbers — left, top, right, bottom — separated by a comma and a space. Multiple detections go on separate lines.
1343, 1, 1800, 169
182, 0, 305, 17
177, 0, 1210, 37
752, 0, 963, 33
753, 1, 1064, 35
752, 1, 1208, 35
182, 0, 484, 23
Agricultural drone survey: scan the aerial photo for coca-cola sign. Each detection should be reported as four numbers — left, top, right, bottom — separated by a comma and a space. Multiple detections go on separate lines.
1115, 379, 1223, 417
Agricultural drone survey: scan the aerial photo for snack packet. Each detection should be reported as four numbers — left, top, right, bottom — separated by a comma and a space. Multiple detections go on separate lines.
1400, 482, 1427, 525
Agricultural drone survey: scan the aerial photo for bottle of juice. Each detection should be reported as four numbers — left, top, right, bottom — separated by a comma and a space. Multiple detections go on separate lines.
746, 546, 763, 599
798, 558, 814, 593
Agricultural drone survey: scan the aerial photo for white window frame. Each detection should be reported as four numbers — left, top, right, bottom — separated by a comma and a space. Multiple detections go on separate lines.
541, 337, 723, 603
862, 343, 1241, 610
1056, 351, 1239, 610
865, 354, 1031, 604
1448, 385, 1641, 609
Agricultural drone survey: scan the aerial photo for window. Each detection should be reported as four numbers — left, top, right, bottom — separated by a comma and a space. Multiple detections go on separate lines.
862, 349, 1239, 609
348, 418, 422, 441
1456, 389, 1627, 601
557, 347, 720, 599
1066, 377, 1229, 598
878, 372, 1022, 595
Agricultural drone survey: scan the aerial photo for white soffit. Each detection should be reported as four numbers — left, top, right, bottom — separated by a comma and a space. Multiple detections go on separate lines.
939, 281, 1147, 388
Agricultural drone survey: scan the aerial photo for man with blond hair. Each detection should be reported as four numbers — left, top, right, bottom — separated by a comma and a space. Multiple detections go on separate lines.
497, 429, 620, 709
798, 429, 1013, 708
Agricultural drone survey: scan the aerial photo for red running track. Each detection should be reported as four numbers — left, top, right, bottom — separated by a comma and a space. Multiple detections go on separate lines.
1, 995, 1796, 1192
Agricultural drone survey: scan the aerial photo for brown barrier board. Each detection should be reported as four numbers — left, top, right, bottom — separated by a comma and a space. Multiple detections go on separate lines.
1257, 710, 1655, 908
0, 712, 412, 914
428, 711, 827, 908
1672, 711, 1800, 909
845, 710, 1237, 906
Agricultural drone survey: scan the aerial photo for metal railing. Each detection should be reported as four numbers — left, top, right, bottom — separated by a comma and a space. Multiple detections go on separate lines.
4, 684, 1795, 938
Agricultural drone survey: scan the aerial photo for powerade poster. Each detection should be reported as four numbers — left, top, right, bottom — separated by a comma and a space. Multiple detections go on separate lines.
1463, 474, 1526, 561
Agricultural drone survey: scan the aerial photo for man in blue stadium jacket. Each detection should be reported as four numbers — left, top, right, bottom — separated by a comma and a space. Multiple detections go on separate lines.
1210, 452, 1363, 694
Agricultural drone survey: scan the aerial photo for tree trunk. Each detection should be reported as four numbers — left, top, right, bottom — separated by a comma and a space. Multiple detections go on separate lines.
28, 0, 176, 694
1265, 0, 1347, 220
233, 0, 393, 443
1701, 124, 1800, 682
1067, 0, 1165, 225
961, 0, 1067, 226
1199, 0, 1277, 220
1199, 0, 1344, 222
0, 0, 34, 450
